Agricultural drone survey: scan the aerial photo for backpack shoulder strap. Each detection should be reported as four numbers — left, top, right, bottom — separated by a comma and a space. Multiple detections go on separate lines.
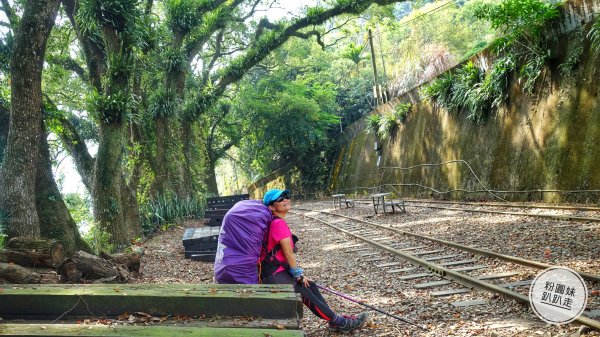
264, 216, 283, 256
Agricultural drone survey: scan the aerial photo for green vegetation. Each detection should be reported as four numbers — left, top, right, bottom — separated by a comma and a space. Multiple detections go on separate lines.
140, 194, 205, 235
588, 16, 600, 54
424, 0, 560, 122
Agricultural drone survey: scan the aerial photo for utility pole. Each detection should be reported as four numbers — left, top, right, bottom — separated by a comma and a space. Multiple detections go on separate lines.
376, 24, 389, 103
368, 29, 381, 105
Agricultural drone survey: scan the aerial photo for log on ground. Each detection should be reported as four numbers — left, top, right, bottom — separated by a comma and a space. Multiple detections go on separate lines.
99, 251, 141, 272
0, 262, 59, 284
2, 237, 65, 268
58, 251, 129, 283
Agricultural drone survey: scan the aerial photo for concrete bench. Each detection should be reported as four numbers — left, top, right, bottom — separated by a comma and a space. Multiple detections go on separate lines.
0, 284, 302, 319
332, 194, 354, 209
371, 193, 405, 214
0, 284, 303, 336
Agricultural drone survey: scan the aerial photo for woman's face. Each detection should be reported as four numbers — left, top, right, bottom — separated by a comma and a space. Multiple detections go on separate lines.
269, 195, 291, 214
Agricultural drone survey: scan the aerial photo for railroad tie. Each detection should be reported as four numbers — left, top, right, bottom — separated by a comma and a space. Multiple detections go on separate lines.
413, 280, 452, 289
386, 267, 417, 274
439, 258, 477, 266
450, 265, 487, 272
375, 262, 403, 268
430, 288, 471, 297
398, 246, 427, 251
399, 273, 432, 280
477, 272, 520, 280
412, 249, 445, 256
427, 254, 461, 262
498, 280, 533, 288
451, 299, 489, 307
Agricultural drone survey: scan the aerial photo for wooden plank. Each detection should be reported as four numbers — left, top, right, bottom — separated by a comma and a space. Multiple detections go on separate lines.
386, 267, 416, 274
426, 254, 460, 262
412, 250, 444, 256
399, 273, 431, 280
0, 284, 301, 320
0, 324, 304, 336
357, 252, 379, 257
477, 272, 519, 280
452, 299, 489, 307
365, 257, 385, 262
439, 259, 477, 266
413, 280, 452, 289
430, 288, 471, 297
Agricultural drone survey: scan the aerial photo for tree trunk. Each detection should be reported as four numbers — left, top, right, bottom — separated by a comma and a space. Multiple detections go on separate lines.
181, 121, 195, 198
0, 0, 60, 238
205, 157, 220, 196
2, 237, 65, 268
36, 128, 92, 254
121, 180, 142, 241
153, 116, 169, 196
93, 122, 131, 249
0, 99, 8, 165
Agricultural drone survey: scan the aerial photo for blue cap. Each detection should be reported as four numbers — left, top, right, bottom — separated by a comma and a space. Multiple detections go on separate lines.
263, 189, 290, 206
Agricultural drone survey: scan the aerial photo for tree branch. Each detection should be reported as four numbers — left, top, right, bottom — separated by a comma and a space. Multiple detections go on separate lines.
44, 96, 95, 192
0, 0, 18, 29
46, 55, 89, 83
185, 0, 245, 59
61, 0, 106, 89
202, 29, 224, 87
208, 0, 404, 106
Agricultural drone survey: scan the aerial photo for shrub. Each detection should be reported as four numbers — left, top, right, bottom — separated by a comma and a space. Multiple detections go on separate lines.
365, 114, 381, 135
378, 113, 399, 140
140, 194, 205, 235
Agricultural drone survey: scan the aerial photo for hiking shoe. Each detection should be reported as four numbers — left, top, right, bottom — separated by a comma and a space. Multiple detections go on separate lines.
329, 312, 368, 334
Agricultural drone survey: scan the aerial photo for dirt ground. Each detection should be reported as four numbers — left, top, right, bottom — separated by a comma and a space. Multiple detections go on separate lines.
132, 198, 600, 337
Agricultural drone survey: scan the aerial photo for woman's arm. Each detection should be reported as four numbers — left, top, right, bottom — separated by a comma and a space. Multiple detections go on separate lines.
279, 237, 297, 268
280, 237, 311, 287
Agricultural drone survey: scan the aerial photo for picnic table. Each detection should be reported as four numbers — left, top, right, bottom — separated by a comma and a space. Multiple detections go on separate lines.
332, 193, 354, 209
371, 192, 405, 214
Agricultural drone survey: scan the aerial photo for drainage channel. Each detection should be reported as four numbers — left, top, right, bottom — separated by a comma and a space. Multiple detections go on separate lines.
293, 209, 600, 331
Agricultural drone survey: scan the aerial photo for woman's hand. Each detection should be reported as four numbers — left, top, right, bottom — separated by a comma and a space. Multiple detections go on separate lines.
298, 275, 311, 288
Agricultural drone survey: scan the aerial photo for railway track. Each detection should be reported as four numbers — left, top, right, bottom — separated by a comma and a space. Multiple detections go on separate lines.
349, 199, 600, 223
293, 207, 600, 331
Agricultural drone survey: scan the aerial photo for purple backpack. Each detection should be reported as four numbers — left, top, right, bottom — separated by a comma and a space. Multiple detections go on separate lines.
214, 200, 272, 284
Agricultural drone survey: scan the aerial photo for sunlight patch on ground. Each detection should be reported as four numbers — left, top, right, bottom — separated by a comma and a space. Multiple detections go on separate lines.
322, 242, 355, 251
397, 216, 456, 228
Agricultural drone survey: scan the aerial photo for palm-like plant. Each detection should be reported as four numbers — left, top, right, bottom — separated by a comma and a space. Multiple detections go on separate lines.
342, 42, 365, 74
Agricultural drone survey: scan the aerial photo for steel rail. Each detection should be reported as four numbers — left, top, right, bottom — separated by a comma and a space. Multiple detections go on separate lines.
403, 199, 600, 212
348, 200, 600, 223
407, 203, 600, 223
294, 208, 600, 283
294, 211, 600, 331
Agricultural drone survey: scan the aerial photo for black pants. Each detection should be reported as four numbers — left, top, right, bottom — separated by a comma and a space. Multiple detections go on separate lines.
263, 271, 336, 321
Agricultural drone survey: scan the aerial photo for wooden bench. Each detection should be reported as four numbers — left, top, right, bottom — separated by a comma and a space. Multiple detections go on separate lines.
0, 284, 303, 336
371, 192, 405, 214
332, 194, 354, 209
0, 324, 305, 336
206, 194, 249, 210
182, 227, 220, 260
